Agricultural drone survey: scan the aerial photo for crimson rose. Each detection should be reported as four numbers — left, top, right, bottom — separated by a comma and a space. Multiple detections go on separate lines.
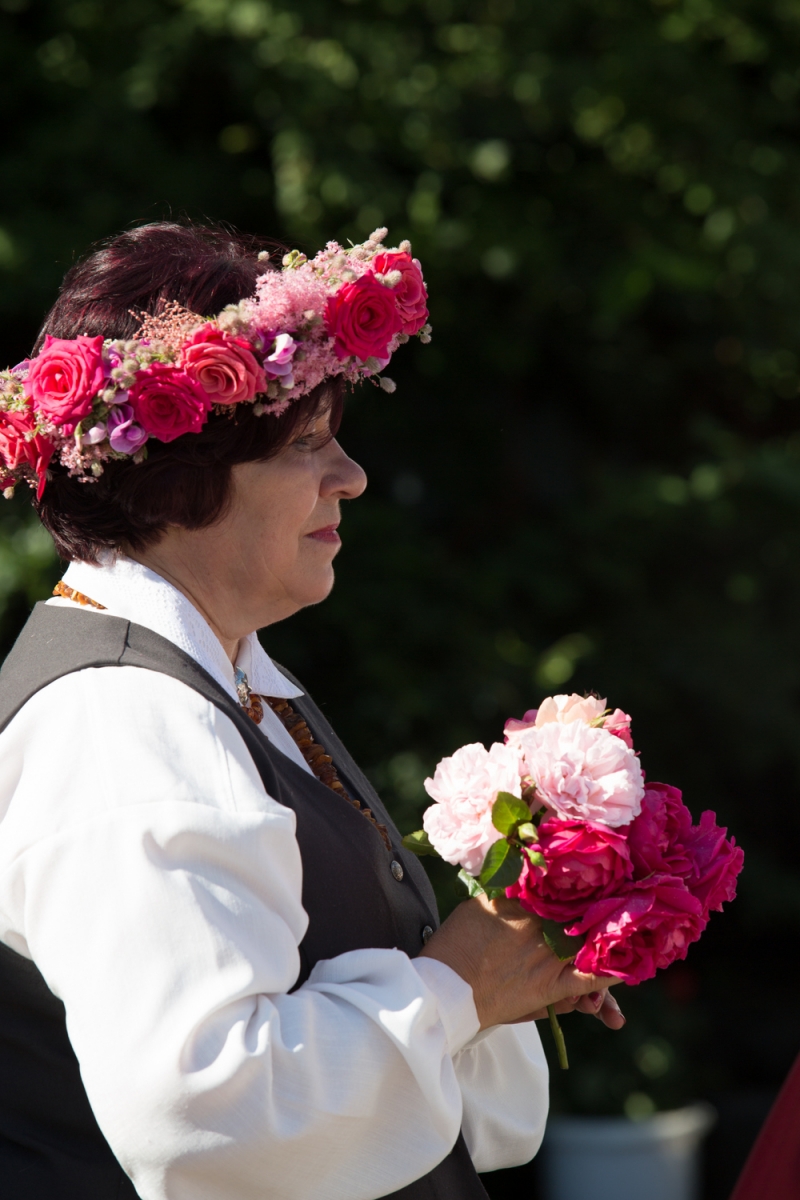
325, 273, 403, 362
129, 363, 211, 443
0, 406, 54, 498
569, 875, 706, 985
627, 782, 694, 881
682, 810, 744, 913
508, 818, 633, 923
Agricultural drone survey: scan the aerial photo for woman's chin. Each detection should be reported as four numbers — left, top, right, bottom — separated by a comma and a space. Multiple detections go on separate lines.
293, 568, 336, 610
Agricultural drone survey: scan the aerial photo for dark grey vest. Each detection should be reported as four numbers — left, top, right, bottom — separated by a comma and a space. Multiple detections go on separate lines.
0, 603, 490, 1200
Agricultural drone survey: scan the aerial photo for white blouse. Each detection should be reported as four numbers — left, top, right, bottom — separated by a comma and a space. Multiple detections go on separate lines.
0, 556, 548, 1200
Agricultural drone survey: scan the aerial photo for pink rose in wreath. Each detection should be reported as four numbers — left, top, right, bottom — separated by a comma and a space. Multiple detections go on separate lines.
0, 406, 54, 498
372, 250, 429, 335
508, 817, 633, 923
569, 875, 706, 985
24, 334, 105, 434
325, 273, 403, 362
129, 362, 211, 443
180, 324, 266, 405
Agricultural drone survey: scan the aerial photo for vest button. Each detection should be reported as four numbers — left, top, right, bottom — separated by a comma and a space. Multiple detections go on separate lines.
421, 925, 434, 945
390, 859, 404, 882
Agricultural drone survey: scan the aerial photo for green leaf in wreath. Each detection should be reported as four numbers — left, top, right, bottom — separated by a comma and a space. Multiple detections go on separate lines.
479, 840, 523, 889
402, 830, 440, 857
458, 869, 486, 897
541, 919, 585, 961
492, 791, 533, 835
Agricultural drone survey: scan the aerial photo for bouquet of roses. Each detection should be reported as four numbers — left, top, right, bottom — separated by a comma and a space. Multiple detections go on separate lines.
404, 694, 743, 1068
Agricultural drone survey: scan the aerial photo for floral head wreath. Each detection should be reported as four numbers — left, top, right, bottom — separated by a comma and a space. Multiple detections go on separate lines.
0, 228, 431, 499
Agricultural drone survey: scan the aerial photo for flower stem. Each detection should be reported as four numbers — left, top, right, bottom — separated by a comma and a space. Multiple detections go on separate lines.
548, 1004, 569, 1070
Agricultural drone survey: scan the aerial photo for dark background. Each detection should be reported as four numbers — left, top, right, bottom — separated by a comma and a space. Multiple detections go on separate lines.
1, 0, 799, 1195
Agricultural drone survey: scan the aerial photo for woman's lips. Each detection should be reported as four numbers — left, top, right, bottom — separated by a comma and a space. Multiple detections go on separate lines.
306, 524, 341, 544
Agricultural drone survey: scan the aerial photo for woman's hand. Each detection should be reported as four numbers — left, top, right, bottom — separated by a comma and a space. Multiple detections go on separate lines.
419, 894, 624, 1031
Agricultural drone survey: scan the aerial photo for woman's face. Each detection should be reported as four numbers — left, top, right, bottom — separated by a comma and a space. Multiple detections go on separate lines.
136, 407, 367, 648
223, 409, 367, 626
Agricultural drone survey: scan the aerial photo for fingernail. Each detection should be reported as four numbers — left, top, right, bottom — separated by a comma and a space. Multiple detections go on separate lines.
568, 995, 580, 1004
589, 991, 602, 1006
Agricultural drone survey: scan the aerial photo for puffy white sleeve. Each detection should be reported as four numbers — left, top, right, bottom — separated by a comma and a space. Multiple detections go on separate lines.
455, 1023, 549, 1172
0, 665, 547, 1200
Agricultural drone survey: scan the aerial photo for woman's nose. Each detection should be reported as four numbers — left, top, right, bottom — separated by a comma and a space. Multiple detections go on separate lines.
324, 441, 367, 500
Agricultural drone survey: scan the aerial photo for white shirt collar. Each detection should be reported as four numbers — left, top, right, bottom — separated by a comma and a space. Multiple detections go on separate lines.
58, 555, 303, 707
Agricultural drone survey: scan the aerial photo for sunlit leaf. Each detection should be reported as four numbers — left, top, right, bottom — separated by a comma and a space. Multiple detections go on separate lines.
402, 830, 439, 857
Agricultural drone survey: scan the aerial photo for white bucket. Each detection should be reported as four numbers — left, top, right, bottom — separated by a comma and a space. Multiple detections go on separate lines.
541, 1104, 716, 1200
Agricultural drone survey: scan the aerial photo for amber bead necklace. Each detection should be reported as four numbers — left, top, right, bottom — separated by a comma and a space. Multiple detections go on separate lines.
53, 581, 392, 851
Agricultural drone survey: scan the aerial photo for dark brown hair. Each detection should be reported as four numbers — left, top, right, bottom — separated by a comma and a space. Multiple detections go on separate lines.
33, 222, 342, 564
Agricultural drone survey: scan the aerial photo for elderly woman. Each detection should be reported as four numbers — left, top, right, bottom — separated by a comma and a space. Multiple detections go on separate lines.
0, 222, 623, 1200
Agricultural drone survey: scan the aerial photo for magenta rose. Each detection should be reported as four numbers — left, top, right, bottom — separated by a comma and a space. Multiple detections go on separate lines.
180, 324, 266, 405
128, 362, 211, 443
325, 273, 403, 362
24, 334, 105, 434
508, 818, 633, 922
682, 811, 744, 913
627, 782, 694, 881
569, 875, 706, 985
372, 250, 429, 335
0, 406, 54, 498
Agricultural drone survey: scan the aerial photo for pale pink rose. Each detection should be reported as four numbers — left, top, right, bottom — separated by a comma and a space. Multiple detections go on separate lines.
508, 818, 633, 923
505, 696, 634, 746
24, 334, 105, 434
422, 741, 524, 875
535, 694, 608, 727
180, 324, 266, 405
325, 273, 403, 362
569, 875, 706, 985
372, 250, 429, 335
129, 363, 211, 443
514, 720, 644, 827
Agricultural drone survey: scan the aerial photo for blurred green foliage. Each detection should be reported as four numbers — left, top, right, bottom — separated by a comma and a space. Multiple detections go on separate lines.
2, 0, 800, 1129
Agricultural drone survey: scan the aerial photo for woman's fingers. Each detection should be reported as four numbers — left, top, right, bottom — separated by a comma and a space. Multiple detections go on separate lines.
514, 988, 626, 1028
594, 989, 626, 1029
570, 988, 626, 1028
558, 964, 619, 1001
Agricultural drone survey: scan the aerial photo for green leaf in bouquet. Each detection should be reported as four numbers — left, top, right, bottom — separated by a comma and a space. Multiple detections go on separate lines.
479, 839, 523, 889
402, 829, 439, 857
541, 919, 585, 961
491, 792, 532, 835
458, 869, 486, 897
